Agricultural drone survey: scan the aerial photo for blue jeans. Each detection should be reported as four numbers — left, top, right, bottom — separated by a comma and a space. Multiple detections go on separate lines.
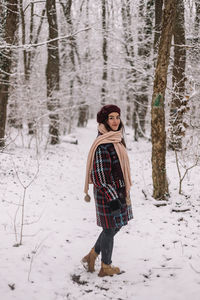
94, 228, 120, 265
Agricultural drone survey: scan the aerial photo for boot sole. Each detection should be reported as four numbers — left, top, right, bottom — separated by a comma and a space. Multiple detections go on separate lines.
98, 270, 125, 277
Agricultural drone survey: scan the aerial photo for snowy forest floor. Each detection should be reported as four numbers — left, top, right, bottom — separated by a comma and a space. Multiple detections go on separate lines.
1, 120, 200, 300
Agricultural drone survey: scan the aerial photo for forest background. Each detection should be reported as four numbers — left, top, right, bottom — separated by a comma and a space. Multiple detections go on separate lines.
1, 0, 200, 200
0, 0, 200, 220
1, 1, 200, 299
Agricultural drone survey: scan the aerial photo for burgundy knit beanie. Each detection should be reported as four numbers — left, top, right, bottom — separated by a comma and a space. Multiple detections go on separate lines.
97, 105, 121, 123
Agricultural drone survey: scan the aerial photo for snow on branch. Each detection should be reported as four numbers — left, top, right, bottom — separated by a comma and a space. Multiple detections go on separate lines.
0, 27, 91, 51
171, 43, 200, 49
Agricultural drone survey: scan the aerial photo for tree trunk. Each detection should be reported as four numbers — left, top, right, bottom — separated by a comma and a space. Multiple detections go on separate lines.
19, 0, 33, 133
137, 0, 154, 138
0, 0, 18, 147
151, 0, 176, 200
194, 1, 200, 36
19, 0, 27, 80
7, 47, 22, 129
46, 0, 60, 145
169, 0, 186, 151
77, 0, 89, 128
60, 0, 84, 131
154, 0, 163, 54
17, 1, 45, 134
121, 0, 135, 128
64, 0, 75, 133
101, 0, 108, 105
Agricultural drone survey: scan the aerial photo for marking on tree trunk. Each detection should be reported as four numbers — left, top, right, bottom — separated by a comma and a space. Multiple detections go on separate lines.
154, 94, 162, 107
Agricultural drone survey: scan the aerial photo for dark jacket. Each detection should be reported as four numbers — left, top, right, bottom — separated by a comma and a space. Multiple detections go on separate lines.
91, 143, 133, 229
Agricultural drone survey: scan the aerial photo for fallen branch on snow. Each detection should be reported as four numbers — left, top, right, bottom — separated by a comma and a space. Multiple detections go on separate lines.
62, 135, 78, 145
154, 202, 168, 207
171, 208, 190, 213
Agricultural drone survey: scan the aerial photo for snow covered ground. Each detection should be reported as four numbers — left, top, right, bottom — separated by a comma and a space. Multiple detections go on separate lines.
1, 119, 200, 300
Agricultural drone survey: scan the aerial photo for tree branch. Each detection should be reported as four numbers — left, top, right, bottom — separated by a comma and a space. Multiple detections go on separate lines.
0, 27, 91, 50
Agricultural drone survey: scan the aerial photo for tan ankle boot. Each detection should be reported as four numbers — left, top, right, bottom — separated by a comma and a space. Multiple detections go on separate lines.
98, 262, 120, 277
81, 248, 98, 272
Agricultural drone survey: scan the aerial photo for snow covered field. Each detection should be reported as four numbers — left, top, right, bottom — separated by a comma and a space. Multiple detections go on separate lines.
1, 120, 200, 300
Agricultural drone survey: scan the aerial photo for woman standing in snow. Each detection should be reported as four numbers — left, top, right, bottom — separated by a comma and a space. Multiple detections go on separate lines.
82, 105, 133, 277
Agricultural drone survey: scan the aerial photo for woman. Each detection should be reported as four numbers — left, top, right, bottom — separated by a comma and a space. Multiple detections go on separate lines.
82, 104, 133, 277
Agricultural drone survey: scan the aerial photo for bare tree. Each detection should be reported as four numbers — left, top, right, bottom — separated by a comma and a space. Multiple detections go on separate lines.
169, 0, 187, 151
151, 0, 176, 200
194, 0, 200, 37
60, 0, 76, 133
18, 1, 46, 134
154, 0, 163, 55
46, 0, 60, 144
77, 0, 89, 128
136, 0, 154, 138
59, 0, 87, 130
121, 0, 135, 127
175, 149, 199, 195
101, 0, 108, 105
0, 0, 18, 148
